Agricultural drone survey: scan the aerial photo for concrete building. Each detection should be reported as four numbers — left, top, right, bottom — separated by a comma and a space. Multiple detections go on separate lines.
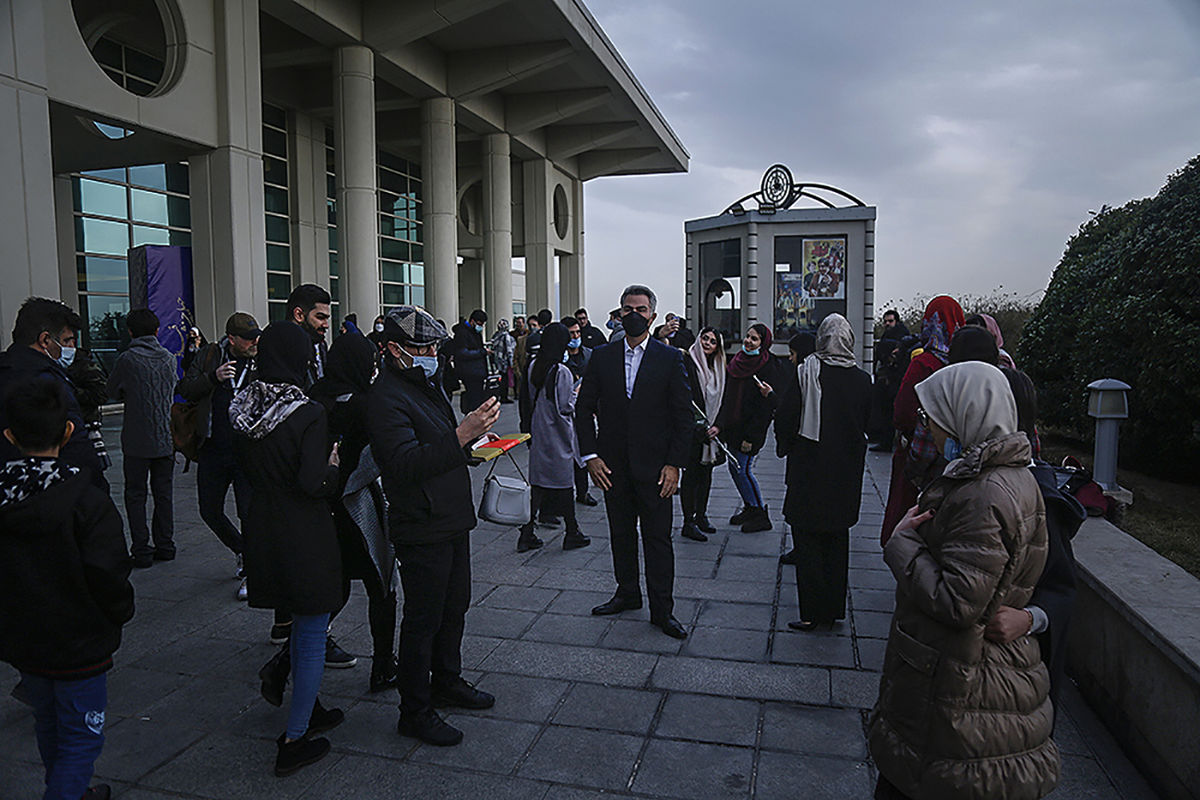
1, 0, 686, 364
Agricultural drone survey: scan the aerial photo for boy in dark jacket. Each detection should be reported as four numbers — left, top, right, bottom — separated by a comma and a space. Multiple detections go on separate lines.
0, 377, 135, 800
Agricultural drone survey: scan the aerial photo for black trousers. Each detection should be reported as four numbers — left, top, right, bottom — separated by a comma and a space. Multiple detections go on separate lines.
875, 775, 916, 800
330, 517, 397, 661
521, 486, 579, 536
679, 463, 714, 522
574, 465, 590, 500
604, 470, 675, 621
395, 532, 471, 714
195, 443, 248, 556
460, 377, 486, 414
794, 528, 849, 624
123, 454, 174, 559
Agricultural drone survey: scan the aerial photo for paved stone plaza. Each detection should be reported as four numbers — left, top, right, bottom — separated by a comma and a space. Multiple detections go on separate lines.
0, 407, 1162, 799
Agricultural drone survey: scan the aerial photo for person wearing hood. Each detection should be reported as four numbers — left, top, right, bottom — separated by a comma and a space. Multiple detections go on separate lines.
880, 295, 965, 546
368, 315, 387, 351
714, 322, 783, 533
230, 322, 345, 778
773, 315, 872, 630
517, 322, 591, 553
0, 377, 134, 800
679, 326, 727, 542
965, 313, 1016, 369
368, 306, 502, 747
0, 297, 106, 490
107, 309, 179, 568
869, 362, 1058, 800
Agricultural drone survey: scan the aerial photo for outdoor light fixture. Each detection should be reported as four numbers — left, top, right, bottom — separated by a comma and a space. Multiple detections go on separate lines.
730, 202, 746, 216
1086, 378, 1133, 503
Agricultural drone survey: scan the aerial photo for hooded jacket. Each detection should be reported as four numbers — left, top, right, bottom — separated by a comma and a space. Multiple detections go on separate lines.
0, 458, 134, 679
868, 432, 1059, 800
108, 335, 178, 458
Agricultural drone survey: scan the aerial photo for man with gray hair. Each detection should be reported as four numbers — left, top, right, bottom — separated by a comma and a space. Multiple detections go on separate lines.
576, 285, 694, 639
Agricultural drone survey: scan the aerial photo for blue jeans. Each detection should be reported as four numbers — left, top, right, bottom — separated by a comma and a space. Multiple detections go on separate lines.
17, 672, 106, 800
728, 451, 763, 508
286, 613, 329, 739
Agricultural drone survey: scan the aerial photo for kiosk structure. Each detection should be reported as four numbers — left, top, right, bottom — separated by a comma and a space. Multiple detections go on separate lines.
684, 165, 877, 368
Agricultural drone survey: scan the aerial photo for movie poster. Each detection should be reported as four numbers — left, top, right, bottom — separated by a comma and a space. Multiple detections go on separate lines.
801, 238, 846, 299
774, 272, 814, 337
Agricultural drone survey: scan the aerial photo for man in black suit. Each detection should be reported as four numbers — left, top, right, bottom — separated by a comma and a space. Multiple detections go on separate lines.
576, 285, 693, 639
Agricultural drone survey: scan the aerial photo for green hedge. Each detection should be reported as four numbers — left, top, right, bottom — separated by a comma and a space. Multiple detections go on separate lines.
1019, 155, 1200, 480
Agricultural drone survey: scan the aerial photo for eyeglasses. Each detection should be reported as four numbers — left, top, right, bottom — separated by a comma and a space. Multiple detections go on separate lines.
917, 407, 930, 428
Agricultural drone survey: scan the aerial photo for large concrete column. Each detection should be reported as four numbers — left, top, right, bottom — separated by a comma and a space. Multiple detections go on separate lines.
482, 133, 513, 320
0, 1, 59, 344
522, 158, 554, 314
189, 0, 267, 332
558, 177, 584, 314
289, 111, 330, 291
334, 46, 380, 320
421, 97, 458, 320
459, 258, 485, 317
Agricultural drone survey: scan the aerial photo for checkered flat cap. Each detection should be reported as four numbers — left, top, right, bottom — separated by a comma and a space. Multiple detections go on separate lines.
383, 305, 449, 346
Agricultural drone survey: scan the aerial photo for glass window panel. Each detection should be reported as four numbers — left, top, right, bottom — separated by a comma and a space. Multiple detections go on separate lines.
410, 243, 424, 263
382, 284, 406, 306
327, 228, 338, 252
101, 67, 124, 86
79, 216, 129, 256
380, 260, 407, 283
93, 38, 123, 70
81, 167, 126, 182
267, 272, 292, 300
266, 243, 291, 271
329, 277, 339, 303
264, 186, 289, 215
167, 195, 191, 227
77, 256, 129, 293
268, 302, 288, 323
380, 238, 409, 261
131, 188, 169, 225
169, 230, 191, 247
128, 165, 167, 191
378, 169, 407, 194
410, 286, 425, 307
326, 199, 337, 226
165, 163, 190, 194
263, 156, 288, 188
326, 174, 336, 199
378, 151, 404, 171
77, 178, 127, 217
379, 214, 396, 237
409, 263, 424, 285
80, 294, 131, 360
262, 126, 288, 159
265, 214, 290, 244
408, 162, 421, 180
328, 252, 338, 276
414, 222, 423, 244
124, 47, 163, 83
127, 77, 156, 96
132, 225, 170, 247
262, 104, 287, 130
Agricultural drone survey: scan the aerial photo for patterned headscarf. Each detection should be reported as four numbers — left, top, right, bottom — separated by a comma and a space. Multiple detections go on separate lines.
920, 296, 965, 363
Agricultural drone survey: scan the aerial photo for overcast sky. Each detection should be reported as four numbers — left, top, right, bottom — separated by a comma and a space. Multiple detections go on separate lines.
579, 0, 1200, 320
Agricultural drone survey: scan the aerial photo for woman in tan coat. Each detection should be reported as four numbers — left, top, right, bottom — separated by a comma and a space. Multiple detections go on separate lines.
869, 362, 1059, 800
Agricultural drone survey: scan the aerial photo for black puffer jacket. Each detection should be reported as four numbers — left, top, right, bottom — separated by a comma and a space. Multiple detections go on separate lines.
369, 359, 476, 544
0, 458, 134, 679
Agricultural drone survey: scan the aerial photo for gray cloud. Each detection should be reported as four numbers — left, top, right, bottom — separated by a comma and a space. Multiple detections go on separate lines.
583, 0, 1200, 317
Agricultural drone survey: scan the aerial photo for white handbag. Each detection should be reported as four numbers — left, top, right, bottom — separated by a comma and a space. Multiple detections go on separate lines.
478, 451, 531, 526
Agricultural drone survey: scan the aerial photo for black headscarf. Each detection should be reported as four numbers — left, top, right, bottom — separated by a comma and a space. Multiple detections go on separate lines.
311, 330, 377, 402
531, 322, 570, 393
789, 332, 817, 361
256, 322, 313, 387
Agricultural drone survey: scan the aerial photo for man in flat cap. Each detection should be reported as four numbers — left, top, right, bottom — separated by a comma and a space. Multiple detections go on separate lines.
368, 306, 501, 747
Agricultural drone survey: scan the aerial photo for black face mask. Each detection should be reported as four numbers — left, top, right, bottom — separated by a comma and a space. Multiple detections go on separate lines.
621, 311, 650, 338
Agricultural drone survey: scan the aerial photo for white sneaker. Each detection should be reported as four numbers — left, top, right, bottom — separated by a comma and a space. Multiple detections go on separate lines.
236, 578, 248, 601
235, 554, 245, 579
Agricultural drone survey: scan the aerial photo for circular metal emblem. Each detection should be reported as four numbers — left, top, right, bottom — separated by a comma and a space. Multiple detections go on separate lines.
760, 164, 794, 206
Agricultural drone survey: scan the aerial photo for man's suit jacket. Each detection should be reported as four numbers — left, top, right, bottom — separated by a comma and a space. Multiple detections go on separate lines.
576, 337, 693, 484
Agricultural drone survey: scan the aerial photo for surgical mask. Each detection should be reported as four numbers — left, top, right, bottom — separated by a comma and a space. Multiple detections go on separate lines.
374, 323, 385, 333
413, 355, 439, 379
57, 345, 77, 369
474, 323, 485, 334
620, 311, 650, 338
943, 437, 962, 462
742, 346, 760, 357
568, 337, 581, 349
606, 319, 617, 330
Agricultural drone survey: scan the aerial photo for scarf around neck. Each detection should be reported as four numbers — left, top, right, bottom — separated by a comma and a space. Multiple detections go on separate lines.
800, 314, 857, 441
229, 380, 311, 440
688, 338, 726, 464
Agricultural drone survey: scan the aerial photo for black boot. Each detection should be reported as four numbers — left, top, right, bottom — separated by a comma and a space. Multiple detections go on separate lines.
741, 506, 773, 533
562, 529, 591, 550
681, 520, 708, 542
370, 653, 399, 693
259, 645, 290, 707
729, 507, 751, 525
307, 697, 344, 735
517, 526, 544, 553
275, 733, 331, 777
694, 513, 716, 534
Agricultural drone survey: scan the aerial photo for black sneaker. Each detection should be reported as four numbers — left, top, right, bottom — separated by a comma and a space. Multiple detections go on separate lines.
729, 507, 751, 525
132, 554, 154, 569
694, 514, 716, 533
741, 507, 773, 533
516, 530, 544, 553
370, 654, 399, 694
397, 708, 463, 746
307, 697, 344, 735
576, 493, 599, 507
432, 677, 495, 710
269, 622, 291, 645
275, 733, 331, 777
325, 636, 357, 669
562, 530, 591, 550
681, 523, 708, 542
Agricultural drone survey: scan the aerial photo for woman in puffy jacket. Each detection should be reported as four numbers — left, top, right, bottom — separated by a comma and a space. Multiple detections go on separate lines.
869, 361, 1059, 800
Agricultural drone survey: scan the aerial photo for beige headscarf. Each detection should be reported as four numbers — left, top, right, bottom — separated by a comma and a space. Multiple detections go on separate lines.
800, 314, 857, 441
688, 334, 726, 464
914, 361, 1017, 450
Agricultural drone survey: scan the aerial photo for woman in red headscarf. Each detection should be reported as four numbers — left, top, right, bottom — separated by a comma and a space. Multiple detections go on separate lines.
879, 295, 964, 546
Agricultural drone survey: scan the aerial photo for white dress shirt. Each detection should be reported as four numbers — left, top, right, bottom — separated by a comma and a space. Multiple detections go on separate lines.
624, 335, 648, 398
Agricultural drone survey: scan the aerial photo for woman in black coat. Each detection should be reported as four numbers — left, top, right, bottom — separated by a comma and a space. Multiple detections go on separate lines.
774, 314, 872, 631
679, 327, 726, 541
310, 331, 399, 694
230, 322, 343, 776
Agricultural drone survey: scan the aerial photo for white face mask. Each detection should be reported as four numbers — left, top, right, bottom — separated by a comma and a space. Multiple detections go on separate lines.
57, 346, 77, 369
374, 323, 385, 333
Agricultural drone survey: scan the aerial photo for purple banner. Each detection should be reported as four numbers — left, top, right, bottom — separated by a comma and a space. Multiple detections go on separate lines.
128, 245, 195, 378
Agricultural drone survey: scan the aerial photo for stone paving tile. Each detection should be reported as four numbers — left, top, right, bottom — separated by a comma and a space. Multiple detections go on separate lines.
850, 588, 896, 613
471, 673, 571, 723
696, 600, 775, 631
759, 704, 867, 760
651, 656, 829, 704
600, 619, 687, 655
771, 629, 856, 669
857, 637, 887, 671
303, 754, 550, 800
715, 555, 781, 583
852, 609, 893, 640
631, 738, 754, 799
518, 725, 642, 790
754, 751, 874, 800
479, 639, 660, 687
830, 669, 881, 710
480, 584, 561, 612
545, 589, 612, 616
93, 716, 208, 784
522, 612, 612, 646
464, 605, 540, 638
411, 714, 542, 773
553, 683, 662, 734
849, 568, 896, 591
653, 693, 760, 747
683, 626, 768, 663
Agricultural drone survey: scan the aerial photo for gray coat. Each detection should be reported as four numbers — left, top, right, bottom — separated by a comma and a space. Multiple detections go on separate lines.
529, 363, 581, 489
108, 336, 177, 458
